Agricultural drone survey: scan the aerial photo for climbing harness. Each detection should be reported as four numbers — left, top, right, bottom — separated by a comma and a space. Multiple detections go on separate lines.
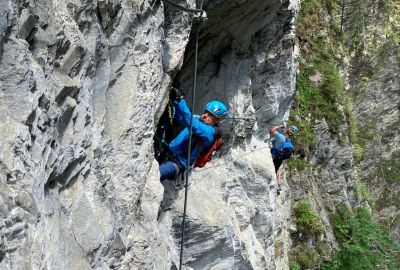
154, 101, 177, 163
168, 102, 174, 125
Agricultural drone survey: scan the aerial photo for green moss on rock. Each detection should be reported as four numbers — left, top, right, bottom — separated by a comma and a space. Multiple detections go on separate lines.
324, 205, 400, 270
289, 245, 321, 270
370, 151, 400, 185
293, 202, 323, 236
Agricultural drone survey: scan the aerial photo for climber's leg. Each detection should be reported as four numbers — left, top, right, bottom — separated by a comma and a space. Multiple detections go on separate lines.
159, 160, 181, 181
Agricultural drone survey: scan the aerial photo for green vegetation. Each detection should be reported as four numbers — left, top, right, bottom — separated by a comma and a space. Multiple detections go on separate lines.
297, 0, 324, 38
347, 0, 400, 63
369, 151, 400, 211
274, 240, 283, 258
354, 121, 376, 147
289, 202, 325, 269
353, 143, 364, 163
370, 151, 400, 185
289, 262, 301, 270
294, 0, 398, 152
290, 245, 321, 270
384, 0, 400, 45
288, 114, 316, 151
293, 202, 323, 236
343, 97, 357, 143
291, 1, 400, 269
292, 0, 353, 155
345, 0, 399, 54
297, 0, 341, 38
355, 174, 372, 205
375, 193, 400, 216
297, 61, 346, 135
348, 0, 366, 51
287, 156, 307, 171
322, 205, 400, 270
325, 0, 340, 11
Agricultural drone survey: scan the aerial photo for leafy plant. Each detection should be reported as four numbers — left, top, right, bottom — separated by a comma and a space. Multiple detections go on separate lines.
289, 262, 301, 270
287, 156, 307, 171
290, 245, 321, 269
302, 60, 346, 135
355, 176, 372, 205
369, 151, 400, 184
369, 151, 400, 211
293, 202, 323, 236
384, 0, 400, 45
297, 0, 324, 38
323, 205, 400, 270
274, 240, 284, 258
353, 143, 364, 163
291, 0, 355, 157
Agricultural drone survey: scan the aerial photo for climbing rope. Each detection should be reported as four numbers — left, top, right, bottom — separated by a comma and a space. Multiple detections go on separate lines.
160, 0, 207, 269
195, 146, 271, 171
162, 2, 286, 267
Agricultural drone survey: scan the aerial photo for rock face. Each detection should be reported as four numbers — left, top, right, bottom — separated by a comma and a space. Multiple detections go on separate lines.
0, 0, 300, 269
281, 1, 400, 268
356, 41, 400, 239
347, 0, 400, 241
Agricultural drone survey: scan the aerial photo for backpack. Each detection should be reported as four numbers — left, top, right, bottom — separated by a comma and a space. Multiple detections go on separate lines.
194, 128, 223, 168
272, 138, 294, 160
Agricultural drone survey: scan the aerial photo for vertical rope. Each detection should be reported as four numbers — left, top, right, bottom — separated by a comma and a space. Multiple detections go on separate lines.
179, 2, 204, 269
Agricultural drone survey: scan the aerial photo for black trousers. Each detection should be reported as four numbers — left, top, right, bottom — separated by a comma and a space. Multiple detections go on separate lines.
273, 158, 283, 173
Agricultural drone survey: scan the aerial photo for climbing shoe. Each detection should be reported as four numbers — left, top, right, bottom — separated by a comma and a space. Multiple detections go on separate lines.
277, 185, 282, 196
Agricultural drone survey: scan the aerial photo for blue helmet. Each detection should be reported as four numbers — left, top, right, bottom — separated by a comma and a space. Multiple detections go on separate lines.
288, 125, 299, 134
204, 101, 228, 119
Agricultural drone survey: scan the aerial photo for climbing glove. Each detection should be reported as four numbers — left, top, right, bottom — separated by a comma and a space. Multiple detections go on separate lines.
170, 87, 185, 101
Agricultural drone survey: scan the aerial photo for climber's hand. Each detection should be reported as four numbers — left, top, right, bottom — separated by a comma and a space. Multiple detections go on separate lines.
170, 87, 185, 101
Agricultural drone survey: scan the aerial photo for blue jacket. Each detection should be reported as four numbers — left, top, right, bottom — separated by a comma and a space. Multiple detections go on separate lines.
169, 99, 216, 168
272, 131, 286, 150
271, 130, 293, 160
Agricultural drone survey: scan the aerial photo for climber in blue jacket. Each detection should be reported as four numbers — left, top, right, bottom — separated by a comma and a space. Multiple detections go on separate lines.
159, 93, 228, 181
270, 124, 299, 195
270, 124, 299, 172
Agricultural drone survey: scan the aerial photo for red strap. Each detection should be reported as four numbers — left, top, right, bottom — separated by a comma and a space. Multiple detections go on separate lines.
194, 136, 222, 168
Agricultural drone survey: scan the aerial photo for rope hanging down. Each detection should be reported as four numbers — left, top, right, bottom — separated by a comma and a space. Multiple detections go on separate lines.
179, 25, 197, 268
161, 4, 285, 267
161, 0, 206, 269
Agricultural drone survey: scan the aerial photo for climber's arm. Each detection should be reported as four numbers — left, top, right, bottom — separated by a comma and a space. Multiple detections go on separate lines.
173, 99, 215, 142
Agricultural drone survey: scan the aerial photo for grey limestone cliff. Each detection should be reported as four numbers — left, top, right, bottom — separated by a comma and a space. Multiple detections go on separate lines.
279, 1, 400, 268
0, 0, 300, 269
